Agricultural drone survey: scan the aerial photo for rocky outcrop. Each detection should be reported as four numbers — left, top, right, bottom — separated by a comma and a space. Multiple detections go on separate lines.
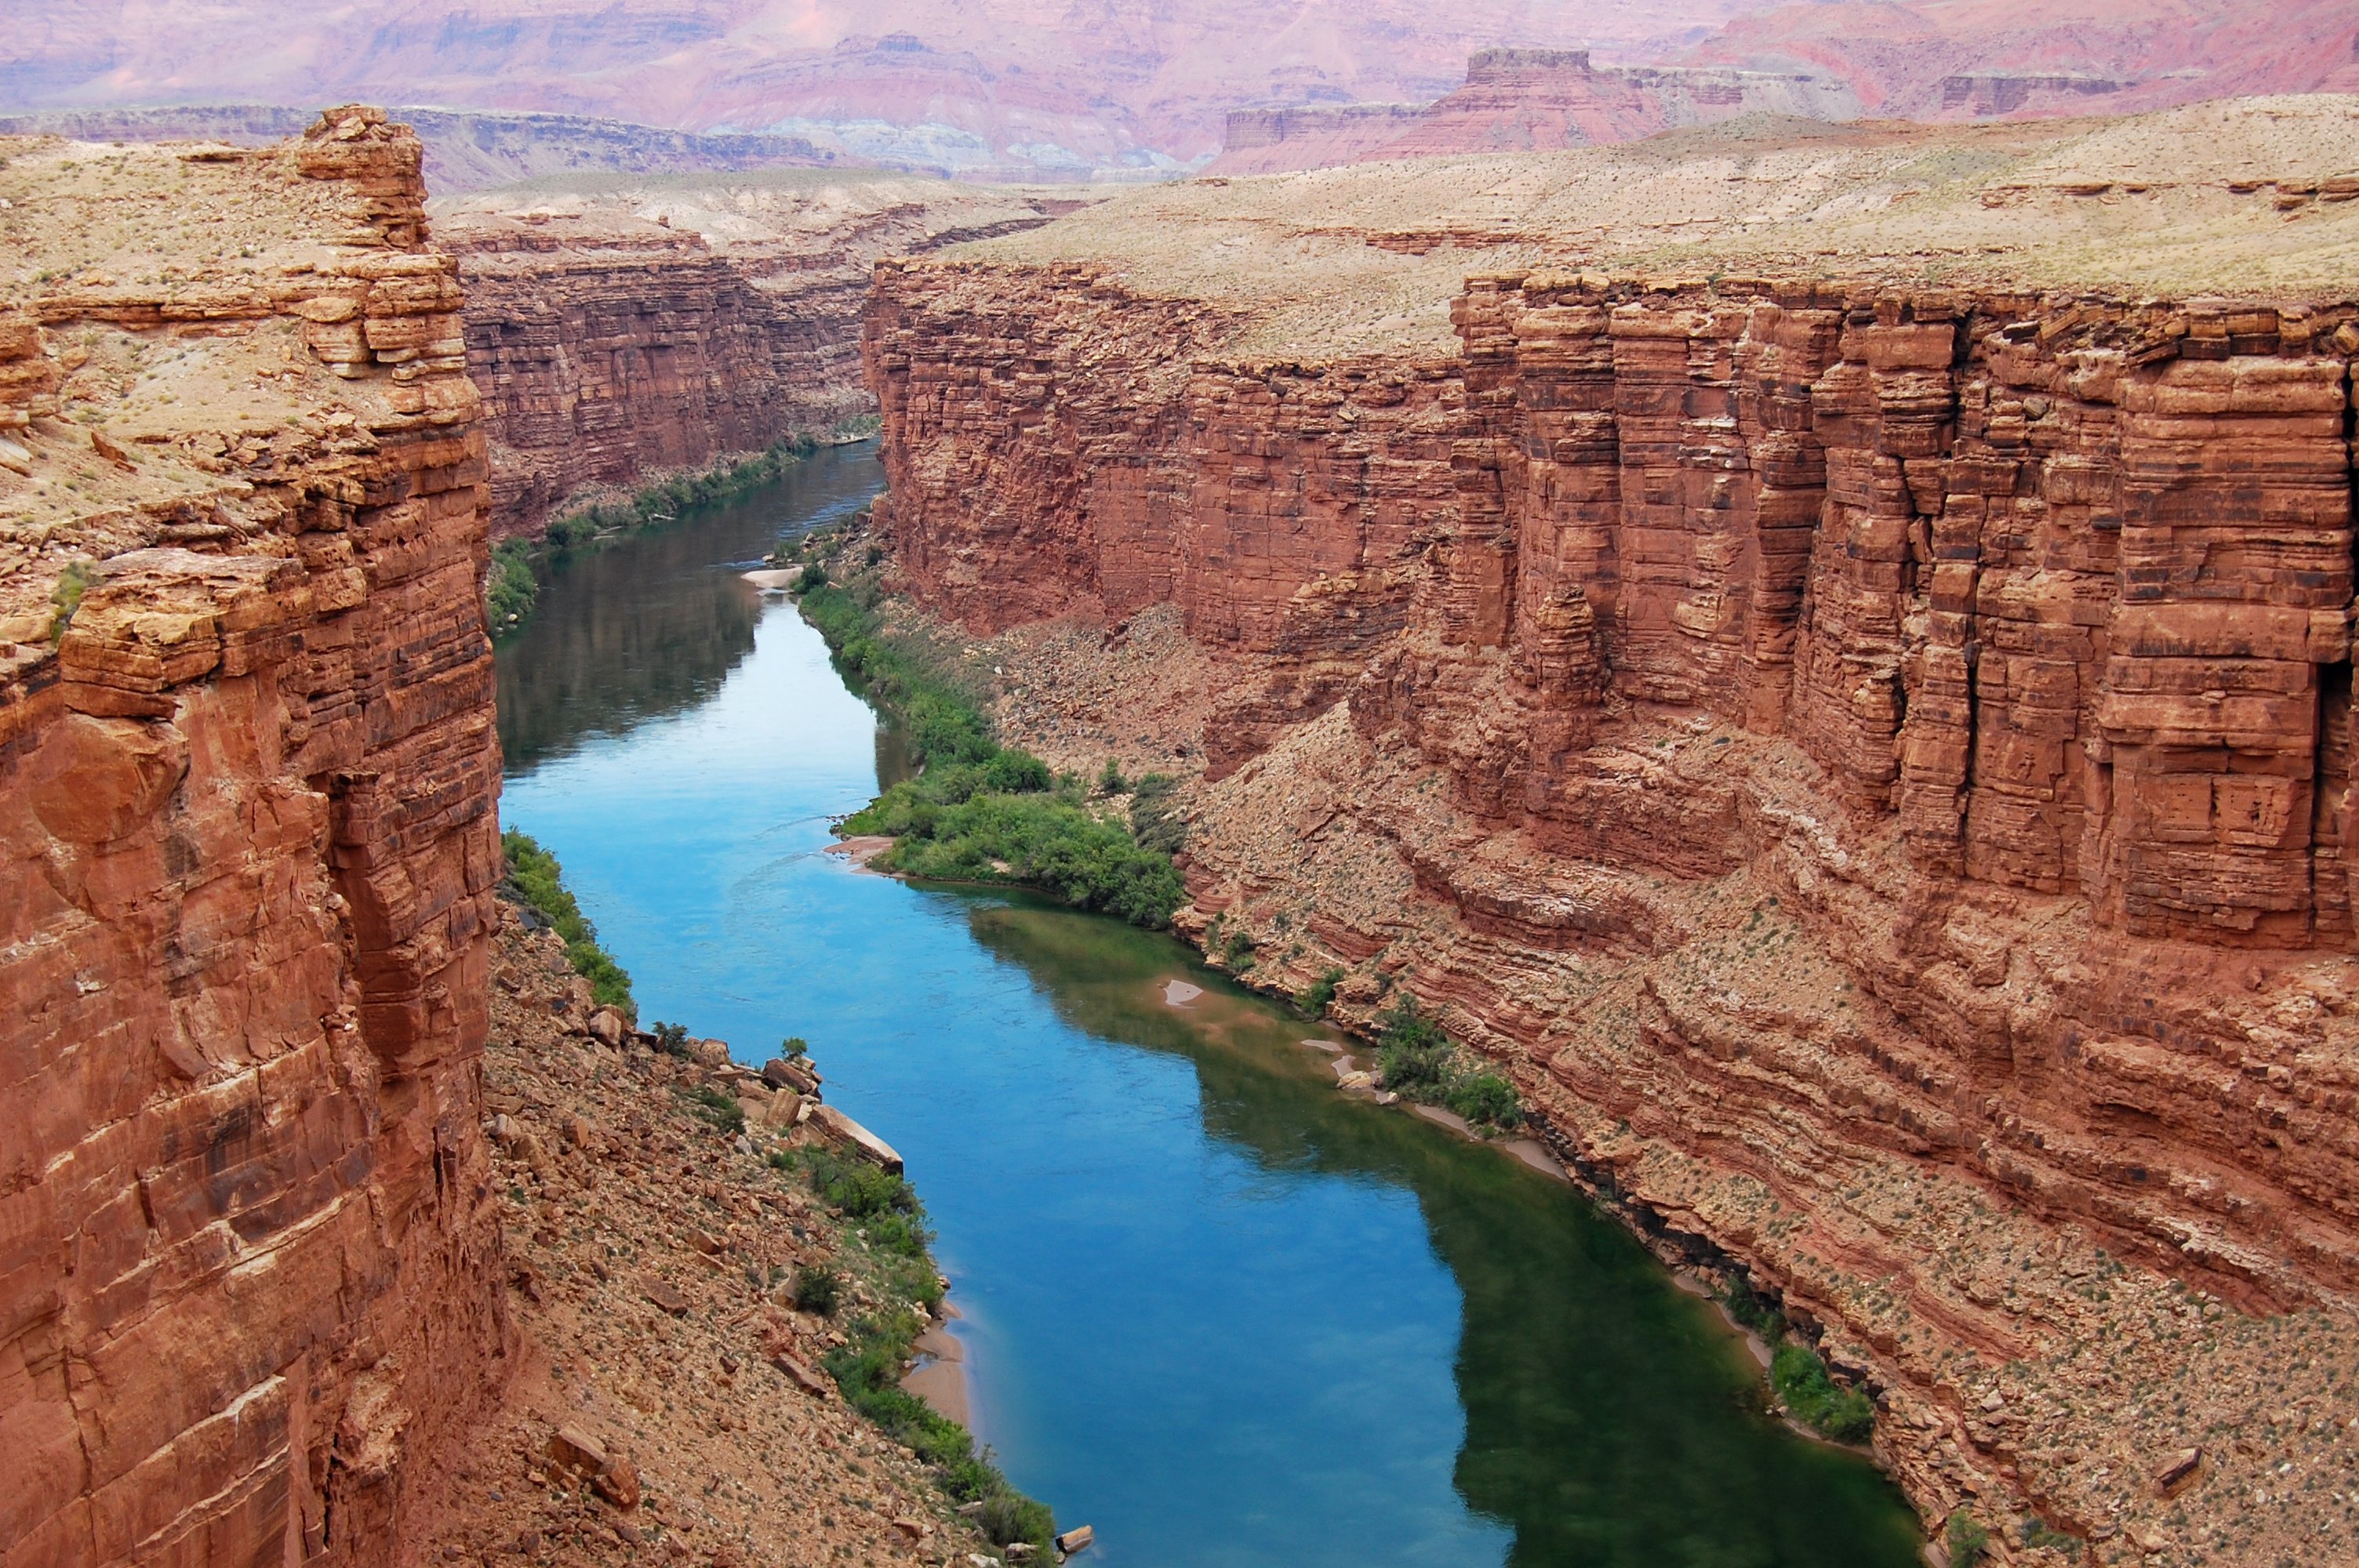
441, 177, 1070, 538
1, 109, 507, 1566
1212, 49, 1857, 175
864, 140, 2359, 1554
0, 104, 845, 195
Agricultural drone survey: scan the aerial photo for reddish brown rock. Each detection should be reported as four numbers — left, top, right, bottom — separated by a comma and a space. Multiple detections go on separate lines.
861, 121, 2359, 1559
1, 111, 507, 1567
440, 178, 1071, 539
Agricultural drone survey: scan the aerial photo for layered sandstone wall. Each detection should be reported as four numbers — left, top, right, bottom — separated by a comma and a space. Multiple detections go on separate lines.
442, 179, 1071, 539
866, 249, 2359, 1559
0, 111, 507, 1566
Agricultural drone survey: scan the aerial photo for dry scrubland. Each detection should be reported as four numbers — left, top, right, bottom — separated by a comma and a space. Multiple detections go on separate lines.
972, 97, 2359, 359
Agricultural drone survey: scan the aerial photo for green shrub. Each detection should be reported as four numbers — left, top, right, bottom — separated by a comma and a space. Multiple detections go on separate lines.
49, 560, 98, 644
780, 1035, 810, 1061
1444, 1071, 1521, 1132
977, 1490, 1056, 1550
853, 789, 1184, 928
1220, 929, 1256, 970
487, 538, 538, 629
1097, 758, 1129, 794
1376, 997, 1453, 1095
805, 1149, 920, 1220
1722, 1275, 1787, 1345
792, 1264, 842, 1316
499, 829, 635, 1019
803, 579, 1182, 927
678, 1083, 745, 1137
794, 562, 828, 593
650, 1021, 690, 1058
1298, 967, 1344, 1018
1946, 1511, 1990, 1568
1369, 997, 1527, 1132
1129, 773, 1187, 855
820, 1315, 1055, 1550
1772, 1345, 1875, 1443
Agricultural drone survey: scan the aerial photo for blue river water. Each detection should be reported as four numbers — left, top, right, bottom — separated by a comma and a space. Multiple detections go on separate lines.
494, 443, 1923, 1568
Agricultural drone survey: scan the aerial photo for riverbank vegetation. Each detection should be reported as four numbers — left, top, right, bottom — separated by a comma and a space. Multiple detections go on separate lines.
794, 546, 1183, 928
498, 829, 635, 1019
488, 434, 827, 634
772, 1145, 1059, 1555
1371, 997, 1525, 1134
1725, 1275, 1878, 1443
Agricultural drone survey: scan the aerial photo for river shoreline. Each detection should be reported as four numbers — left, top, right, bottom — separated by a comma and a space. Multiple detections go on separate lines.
498, 461, 1932, 1567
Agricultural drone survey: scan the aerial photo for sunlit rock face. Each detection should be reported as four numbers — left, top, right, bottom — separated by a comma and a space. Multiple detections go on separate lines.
861, 105, 2359, 1561
0, 108, 509, 1566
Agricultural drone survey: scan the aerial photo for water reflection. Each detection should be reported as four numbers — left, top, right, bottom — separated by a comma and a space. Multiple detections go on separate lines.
495, 442, 882, 771
493, 457, 1924, 1568
959, 900, 1925, 1568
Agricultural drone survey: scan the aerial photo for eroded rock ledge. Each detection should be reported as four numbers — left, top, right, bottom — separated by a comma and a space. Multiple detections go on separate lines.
1, 108, 506, 1564
863, 107, 2359, 1565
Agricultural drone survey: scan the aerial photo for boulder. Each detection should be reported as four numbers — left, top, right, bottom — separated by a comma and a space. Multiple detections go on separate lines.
586, 1007, 627, 1047
547, 1425, 608, 1474
592, 1454, 641, 1511
809, 1102, 903, 1173
1054, 1525, 1095, 1555
762, 1057, 819, 1095
2154, 1446, 2203, 1494
772, 1350, 831, 1397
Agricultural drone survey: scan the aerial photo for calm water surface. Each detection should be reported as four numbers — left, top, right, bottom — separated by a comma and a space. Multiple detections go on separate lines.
496, 445, 1923, 1568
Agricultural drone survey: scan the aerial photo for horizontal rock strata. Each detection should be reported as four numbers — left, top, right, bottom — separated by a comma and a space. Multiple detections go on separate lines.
865, 225, 2359, 1560
441, 180, 1072, 539
1, 109, 507, 1566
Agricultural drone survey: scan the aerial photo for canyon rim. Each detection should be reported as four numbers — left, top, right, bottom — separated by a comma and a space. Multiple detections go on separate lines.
5, 15, 2359, 1568
860, 99, 2359, 1565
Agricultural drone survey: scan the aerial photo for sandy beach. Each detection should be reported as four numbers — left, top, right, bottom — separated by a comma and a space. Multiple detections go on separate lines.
903, 1316, 972, 1428
827, 835, 896, 867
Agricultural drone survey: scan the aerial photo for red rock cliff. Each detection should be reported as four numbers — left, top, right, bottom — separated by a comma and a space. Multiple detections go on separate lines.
864, 109, 2359, 1559
439, 177, 1071, 539
1, 110, 507, 1565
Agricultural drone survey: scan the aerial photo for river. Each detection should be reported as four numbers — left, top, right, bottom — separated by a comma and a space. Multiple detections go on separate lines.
494, 444, 1925, 1568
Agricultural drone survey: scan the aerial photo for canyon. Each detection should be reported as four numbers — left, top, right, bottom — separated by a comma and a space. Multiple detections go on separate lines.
9, 2, 2355, 184
864, 97, 2359, 1564
0, 109, 1001, 1568
0, 105, 848, 197
437, 171, 1070, 538
1216, 4, 2359, 174
0, 0, 1769, 181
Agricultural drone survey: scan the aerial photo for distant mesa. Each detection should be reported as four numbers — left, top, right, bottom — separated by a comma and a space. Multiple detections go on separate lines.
1939, 73, 2128, 117
0, 103, 848, 194
1212, 47, 1854, 176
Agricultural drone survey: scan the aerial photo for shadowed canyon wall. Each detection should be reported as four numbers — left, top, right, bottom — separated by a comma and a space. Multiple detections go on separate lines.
0, 111, 507, 1565
866, 239, 2359, 1558
440, 179, 1070, 539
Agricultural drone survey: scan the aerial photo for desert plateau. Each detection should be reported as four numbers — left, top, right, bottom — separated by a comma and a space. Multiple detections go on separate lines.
5, 6, 2359, 1568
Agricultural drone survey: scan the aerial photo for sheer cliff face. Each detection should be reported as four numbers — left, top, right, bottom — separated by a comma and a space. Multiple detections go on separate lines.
440, 176, 1067, 538
0, 112, 505, 1564
867, 108, 2359, 1557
